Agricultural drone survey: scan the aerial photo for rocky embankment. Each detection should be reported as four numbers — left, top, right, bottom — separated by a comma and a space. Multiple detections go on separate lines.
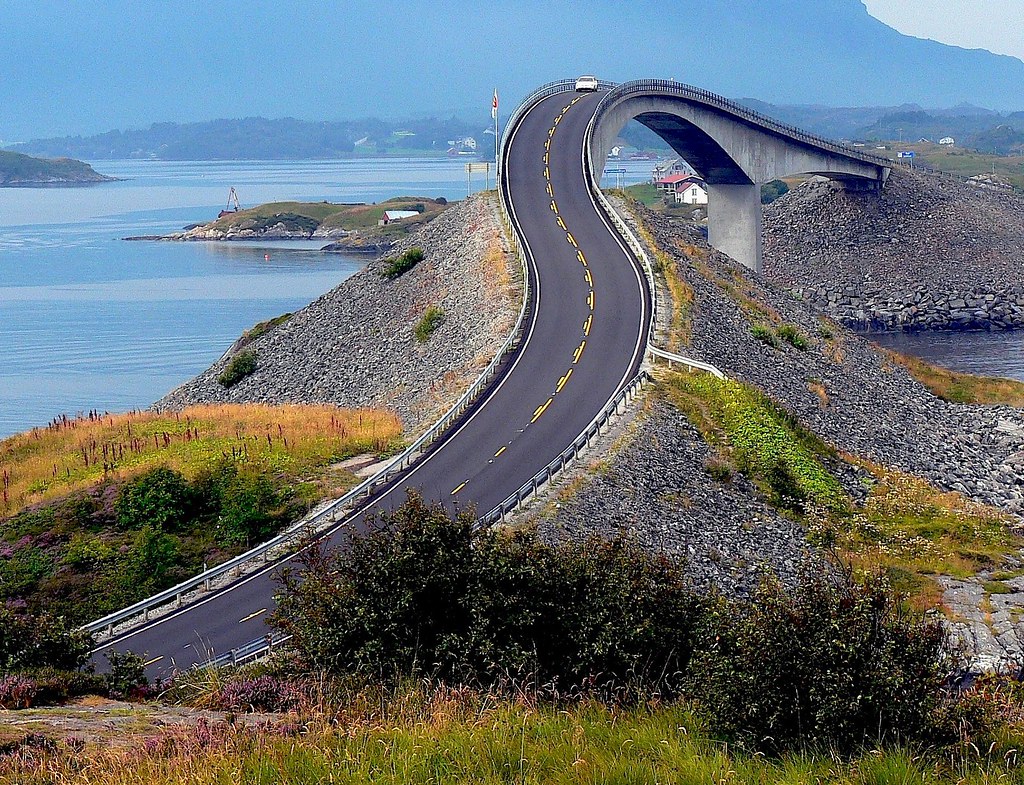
542, 201, 1024, 630
764, 169, 1024, 331
155, 194, 520, 435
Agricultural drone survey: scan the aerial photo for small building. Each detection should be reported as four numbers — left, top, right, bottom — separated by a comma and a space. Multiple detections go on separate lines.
652, 158, 694, 181
677, 180, 709, 205
940, 136, 956, 146
654, 173, 692, 194
378, 210, 420, 226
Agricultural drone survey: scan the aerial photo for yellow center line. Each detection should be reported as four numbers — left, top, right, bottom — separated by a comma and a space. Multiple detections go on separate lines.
566, 232, 577, 247
548, 127, 555, 138
239, 608, 267, 624
550, 200, 558, 214
554, 115, 561, 125
144, 655, 164, 666
545, 138, 550, 150
584, 269, 592, 285
531, 398, 553, 423
556, 368, 573, 392
544, 166, 550, 179
546, 182, 553, 196
543, 152, 549, 165
573, 340, 586, 363
583, 315, 592, 335
577, 250, 587, 266
451, 481, 468, 495
494, 446, 507, 458
588, 290, 594, 310
557, 216, 567, 230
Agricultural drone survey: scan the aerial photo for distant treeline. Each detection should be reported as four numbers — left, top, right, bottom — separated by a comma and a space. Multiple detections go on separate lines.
6, 116, 491, 161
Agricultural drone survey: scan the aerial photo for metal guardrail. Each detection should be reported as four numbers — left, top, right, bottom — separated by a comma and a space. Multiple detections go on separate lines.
479, 372, 650, 526
85, 169, 541, 643
648, 346, 725, 378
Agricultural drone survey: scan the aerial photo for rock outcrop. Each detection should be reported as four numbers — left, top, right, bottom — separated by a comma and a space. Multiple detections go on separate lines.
764, 169, 1024, 331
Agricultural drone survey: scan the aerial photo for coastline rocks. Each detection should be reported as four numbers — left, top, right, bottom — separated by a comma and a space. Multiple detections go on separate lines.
154, 194, 521, 435
764, 170, 1024, 332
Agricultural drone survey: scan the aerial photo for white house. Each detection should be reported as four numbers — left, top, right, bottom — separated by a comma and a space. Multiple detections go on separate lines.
378, 210, 420, 226
677, 180, 709, 205
940, 137, 956, 146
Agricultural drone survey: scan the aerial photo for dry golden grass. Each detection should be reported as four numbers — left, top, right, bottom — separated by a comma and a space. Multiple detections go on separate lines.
883, 347, 1024, 407
0, 404, 402, 517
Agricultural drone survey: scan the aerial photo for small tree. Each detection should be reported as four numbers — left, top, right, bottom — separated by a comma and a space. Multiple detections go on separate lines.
115, 467, 195, 531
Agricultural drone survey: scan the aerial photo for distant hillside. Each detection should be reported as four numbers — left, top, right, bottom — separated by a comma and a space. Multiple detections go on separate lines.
8, 116, 487, 161
0, 150, 114, 186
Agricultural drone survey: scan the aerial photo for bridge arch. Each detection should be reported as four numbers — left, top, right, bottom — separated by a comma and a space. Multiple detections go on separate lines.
586, 81, 891, 272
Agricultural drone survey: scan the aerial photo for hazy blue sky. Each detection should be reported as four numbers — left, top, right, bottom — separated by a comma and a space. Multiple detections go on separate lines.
864, 0, 1024, 60
1, 1, 1021, 142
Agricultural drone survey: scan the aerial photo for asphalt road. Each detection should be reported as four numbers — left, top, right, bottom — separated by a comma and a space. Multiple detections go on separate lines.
94, 90, 651, 676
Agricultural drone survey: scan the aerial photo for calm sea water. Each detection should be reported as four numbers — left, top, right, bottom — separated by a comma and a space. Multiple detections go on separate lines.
2, 158, 1019, 439
870, 330, 1024, 384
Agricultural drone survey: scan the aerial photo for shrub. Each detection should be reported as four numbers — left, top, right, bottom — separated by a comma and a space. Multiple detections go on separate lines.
0, 607, 93, 672
216, 676, 299, 712
0, 675, 38, 709
115, 467, 195, 531
381, 247, 425, 279
777, 323, 809, 350
203, 463, 285, 546
688, 570, 955, 754
104, 651, 150, 700
271, 493, 697, 694
218, 350, 257, 388
414, 305, 446, 342
761, 179, 790, 204
30, 668, 108, 705
751, 324, 778, 348
703, 455, 734, 482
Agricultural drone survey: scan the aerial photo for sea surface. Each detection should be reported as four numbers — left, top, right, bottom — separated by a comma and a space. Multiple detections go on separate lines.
0, 157, 659, 438
1, 157, 1021, 439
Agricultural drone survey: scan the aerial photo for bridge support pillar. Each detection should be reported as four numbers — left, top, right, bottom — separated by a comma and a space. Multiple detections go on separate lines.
707, 183, 763, 274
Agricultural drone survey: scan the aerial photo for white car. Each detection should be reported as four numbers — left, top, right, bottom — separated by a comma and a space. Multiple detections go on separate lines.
575, 75, 599, 92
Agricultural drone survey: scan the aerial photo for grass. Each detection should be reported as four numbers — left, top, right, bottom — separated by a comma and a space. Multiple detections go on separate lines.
883, 348, 1024, 406
885, 142, 1024, 190
813, 460, 1019, 610
0, 404, 402, 518
217, 350, 257, 388
622, 181, 662, 206
7, 689, 1024, 784
414, 306, 446, 342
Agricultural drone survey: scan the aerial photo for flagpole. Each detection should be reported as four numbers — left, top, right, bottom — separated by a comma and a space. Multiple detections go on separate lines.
493, 88, 499, 181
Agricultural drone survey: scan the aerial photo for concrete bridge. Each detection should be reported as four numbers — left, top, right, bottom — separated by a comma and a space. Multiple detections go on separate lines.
586, 80, 892, 272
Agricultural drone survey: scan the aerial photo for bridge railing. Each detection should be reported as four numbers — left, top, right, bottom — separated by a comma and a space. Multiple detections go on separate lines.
590, 80, 893, 172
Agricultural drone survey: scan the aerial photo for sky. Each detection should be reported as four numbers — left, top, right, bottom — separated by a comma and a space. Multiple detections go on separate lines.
1, 0, 1022, 142
863, 0, 1024, 60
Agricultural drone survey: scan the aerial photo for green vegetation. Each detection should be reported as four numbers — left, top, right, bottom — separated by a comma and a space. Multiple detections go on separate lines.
381, 246, 425, 279
0, 404, 401, 623
884, 347, 1024, 406
664, 373, 846, 513
217, 349, 257, 388
622, 181, 662, 206
0, 150, 113, 185
883, 141, 1024, 190
414, 305, 445, 342
776, 322, 809, 350
751, 323, 778, 347
761, 178, 790, 203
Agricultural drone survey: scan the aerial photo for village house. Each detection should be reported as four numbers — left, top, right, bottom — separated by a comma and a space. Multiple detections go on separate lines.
654, 174, 709, 204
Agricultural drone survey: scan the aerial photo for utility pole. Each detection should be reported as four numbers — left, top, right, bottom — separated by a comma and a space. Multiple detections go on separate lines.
492, 89, 499, 170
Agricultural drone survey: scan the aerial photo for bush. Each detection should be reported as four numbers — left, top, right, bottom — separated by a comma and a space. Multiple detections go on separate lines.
688, 570, 955, 754
216, 676, 299, 712
414, 305, 446, 342
104, 651, 150, 700
0, 607, 93, 672
30, 668, 107, 705
0, 675, 38, 708
381, 247, 425, 279
115, 467, 195, 531
203, 463, 285, 546
218, 350, 257, 388
777, 323, 809, 350
751, 324, 778, 348
271, 493, 697, 694
761, 179, 790, 204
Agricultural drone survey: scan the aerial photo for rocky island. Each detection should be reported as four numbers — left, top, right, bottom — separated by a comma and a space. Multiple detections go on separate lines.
0, 149, 115, 186
128, 196, 450, 254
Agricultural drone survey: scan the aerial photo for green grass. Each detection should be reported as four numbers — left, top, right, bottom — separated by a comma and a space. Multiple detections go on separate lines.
414, 305, 445, 342
885, 142, 1024, 190
217, 350, 257, 388
8, 694, 1024, 784
0, 150, 111, 184
662, 372, 847, 513
621, 181, 663, 206
213, 196, 447, 234
883, 348, 1024, 407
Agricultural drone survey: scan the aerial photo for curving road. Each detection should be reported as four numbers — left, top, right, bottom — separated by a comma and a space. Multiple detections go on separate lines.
94, 89, 651, 675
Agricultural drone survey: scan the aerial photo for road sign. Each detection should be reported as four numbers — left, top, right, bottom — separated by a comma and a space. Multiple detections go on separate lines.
897, 151, 915, 159
604, 168, 627, 174
465, 163, 491, 173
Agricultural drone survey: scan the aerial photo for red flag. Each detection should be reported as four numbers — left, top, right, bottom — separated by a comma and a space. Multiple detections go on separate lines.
491, 89, 498, 119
